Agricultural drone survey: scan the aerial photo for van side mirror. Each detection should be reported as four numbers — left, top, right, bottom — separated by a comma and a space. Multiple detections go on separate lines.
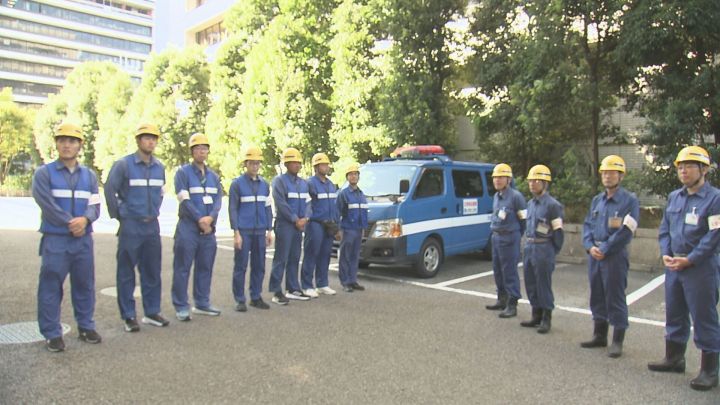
399, 179, 410, 194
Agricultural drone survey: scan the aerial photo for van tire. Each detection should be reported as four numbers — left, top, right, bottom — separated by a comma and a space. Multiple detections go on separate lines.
359, 261, 370, 269
414, 237, 443, 278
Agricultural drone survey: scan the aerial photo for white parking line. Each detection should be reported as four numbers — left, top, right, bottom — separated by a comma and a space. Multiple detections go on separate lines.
432, 271, 494, 287
626, 274, 665, 305
224, 252, 667, 328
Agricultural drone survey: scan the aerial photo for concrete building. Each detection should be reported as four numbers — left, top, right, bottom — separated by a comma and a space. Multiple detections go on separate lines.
0, 0, 154, 105
153, 0, 234, 58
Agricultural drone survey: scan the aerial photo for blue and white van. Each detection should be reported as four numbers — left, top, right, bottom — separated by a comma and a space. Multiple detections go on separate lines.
349, 146, 495, 277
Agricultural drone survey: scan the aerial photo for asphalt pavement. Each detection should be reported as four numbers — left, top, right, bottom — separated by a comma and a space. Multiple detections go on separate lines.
0, 197, 718, 403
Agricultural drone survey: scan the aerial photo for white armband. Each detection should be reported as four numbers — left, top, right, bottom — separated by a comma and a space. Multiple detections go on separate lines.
623, 214, 638, 233
88, 193, 101, 206
517, 209, 527, 220
709, 214, 720, 231
551, 217, 563, 230
177, 189, 190, 202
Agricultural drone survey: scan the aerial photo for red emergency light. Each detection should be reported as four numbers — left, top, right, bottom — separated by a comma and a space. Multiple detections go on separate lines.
392, 145, 446, 158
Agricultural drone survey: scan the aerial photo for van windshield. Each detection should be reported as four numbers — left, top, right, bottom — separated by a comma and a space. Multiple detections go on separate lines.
358, 164, 418, 199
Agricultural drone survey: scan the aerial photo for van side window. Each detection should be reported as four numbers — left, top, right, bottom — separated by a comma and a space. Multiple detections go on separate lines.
484, 171, 496, 196
414, 168, 444, 198
452, 170, 484, 197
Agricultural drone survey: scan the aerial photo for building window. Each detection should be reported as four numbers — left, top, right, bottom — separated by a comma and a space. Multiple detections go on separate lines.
194, 21, 225, 47
0, 79, 61, 97
0, 16, 152, 54
1, 0, 152, 36
0, 37, 145, 71
0, 57, 73, 78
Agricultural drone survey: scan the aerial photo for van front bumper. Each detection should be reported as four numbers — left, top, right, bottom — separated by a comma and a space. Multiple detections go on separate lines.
359, 236, 416, 265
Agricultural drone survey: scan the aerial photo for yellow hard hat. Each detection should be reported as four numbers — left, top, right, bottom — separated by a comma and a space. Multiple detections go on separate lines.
599, 155, 626, 173
492, 163, 512, 177
54, 122, 83, 141
188, 133, 209, 148
527, 164, 552, 182
345, 162, 360, 176
136, 123, 160, 138
282, 147, 302, 164
243, 145, 263, 162
674, 146, 711, 167
312, 152, 331, 166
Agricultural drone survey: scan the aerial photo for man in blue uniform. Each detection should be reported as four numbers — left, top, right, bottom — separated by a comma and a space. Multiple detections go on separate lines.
486, 163, 526, 318
32, 122, 102, 352
229, 145, 273, 311
171, 133, 223, 321
269, 147, 311, 305
581, 155, 639, 358
520, 165, 564, 334
301, 152, 339, 298
337, 163, 368, 292
648, 146, 720, 391
105, 123, 169, 332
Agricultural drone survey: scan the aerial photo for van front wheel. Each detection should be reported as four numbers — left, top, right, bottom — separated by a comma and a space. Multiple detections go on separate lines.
414, 238, 443, 278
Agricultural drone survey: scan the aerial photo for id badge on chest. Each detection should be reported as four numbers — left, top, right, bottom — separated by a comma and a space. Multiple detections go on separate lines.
498, 208, 507, 221
536, 222, 549, 235
608, 211, 622, 229
203, 195, 214, 205
685, 207, 699, 226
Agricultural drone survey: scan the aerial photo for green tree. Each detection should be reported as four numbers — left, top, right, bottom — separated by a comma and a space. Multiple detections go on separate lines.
0, 88, 34, 184
379, 0, 465, 151
123, 47, 212, 172
328, 0, 390, 166
210, 0, 338, 185
620, 0, 720, 196
33, 62, 133, 177
466, 0, 628, 188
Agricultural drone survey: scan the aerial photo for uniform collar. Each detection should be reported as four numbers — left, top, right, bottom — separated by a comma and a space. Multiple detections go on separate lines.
533, 192, 548, 203
682, 181, 710, 198
603, 186, 624, 202
133, 151, 158, 166
52, 159, 78, 172
243, 172, 259, 182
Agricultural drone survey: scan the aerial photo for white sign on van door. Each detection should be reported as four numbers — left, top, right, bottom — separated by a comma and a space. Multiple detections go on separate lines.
463, 199, 478, 215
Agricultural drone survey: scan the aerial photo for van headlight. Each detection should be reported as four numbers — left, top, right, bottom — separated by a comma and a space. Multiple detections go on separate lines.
371, 219, 403, 238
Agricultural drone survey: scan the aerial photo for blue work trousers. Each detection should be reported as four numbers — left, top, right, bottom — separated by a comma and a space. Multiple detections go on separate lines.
491, 231, 522, 299
339, 228, 362, 286
301, 221, 333, 289
37, 234, 95, 339
665, 260, 720, 352
171, 222, 217, 311
588, 250, 629, 329
523, 242, 556, 310
269, 222, 302, 293
116, 220, 162, 319
233, 231, 266, 302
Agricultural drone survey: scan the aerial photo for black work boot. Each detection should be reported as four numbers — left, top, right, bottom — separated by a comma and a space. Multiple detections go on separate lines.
498, 297, 518, 318
537, 309, 552, 334
648, 340, 686, 373
520, 307, 542, 327
690, 351, 719, 391
486, 292, 508, 310
608, 328, 625, 358
581, 320, 609, 348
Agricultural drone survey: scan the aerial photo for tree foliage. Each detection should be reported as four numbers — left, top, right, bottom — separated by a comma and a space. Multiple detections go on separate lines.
33, 62, 133, 179
620, 0, 720, 196
466, 0, 627, 187
0, 88, 34, 184
379, 0, 465, 151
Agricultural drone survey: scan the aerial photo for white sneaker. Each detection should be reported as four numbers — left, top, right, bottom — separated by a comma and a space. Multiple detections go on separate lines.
285, 290, 311, 301
303, 288, 319, 298
316, 286, 337, 295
